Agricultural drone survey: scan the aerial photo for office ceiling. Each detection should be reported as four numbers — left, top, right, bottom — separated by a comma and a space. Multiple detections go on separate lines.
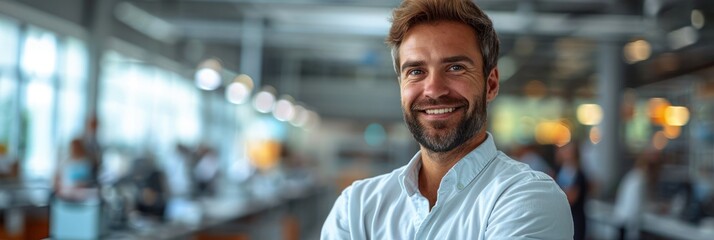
120, 0, 713, 122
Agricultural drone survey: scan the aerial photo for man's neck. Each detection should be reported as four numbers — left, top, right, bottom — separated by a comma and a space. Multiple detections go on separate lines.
418, 131, 488, 209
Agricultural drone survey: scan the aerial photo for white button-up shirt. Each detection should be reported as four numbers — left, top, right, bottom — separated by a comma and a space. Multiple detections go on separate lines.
321, 134, 573, 239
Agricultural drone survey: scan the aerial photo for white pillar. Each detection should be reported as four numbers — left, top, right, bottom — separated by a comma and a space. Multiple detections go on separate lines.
596, 40, 624, 197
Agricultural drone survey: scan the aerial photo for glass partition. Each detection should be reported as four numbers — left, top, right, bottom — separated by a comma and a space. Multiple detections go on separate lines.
0, 15, 20, 176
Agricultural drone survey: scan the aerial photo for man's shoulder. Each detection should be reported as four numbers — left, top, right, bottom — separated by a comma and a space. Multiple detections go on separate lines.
483, 153, 573, 239
346, 165, 406, 194
489, 152, 554, 182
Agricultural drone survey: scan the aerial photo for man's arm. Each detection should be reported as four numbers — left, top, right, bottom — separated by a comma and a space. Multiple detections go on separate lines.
486, 177, 574, 239
321, 186, 352, 240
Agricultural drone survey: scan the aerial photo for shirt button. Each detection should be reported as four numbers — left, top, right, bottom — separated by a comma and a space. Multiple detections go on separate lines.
457, 183, 464, 190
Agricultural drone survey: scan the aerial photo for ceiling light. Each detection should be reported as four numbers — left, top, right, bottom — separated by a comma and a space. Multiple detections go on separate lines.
273, 97, 295, 122
226, 82, 250, 104
226, 74, 254, 104
195, 58, 223, 90
623, 39, 651, 64
195, 68, 221, 90
667, 26, 698, 50
691, 9, 705, 29
253, 87, 276, 113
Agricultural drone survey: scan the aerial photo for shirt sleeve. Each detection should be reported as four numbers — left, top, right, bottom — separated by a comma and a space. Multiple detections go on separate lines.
321, 186, 352, 240
485, 177, 574, 240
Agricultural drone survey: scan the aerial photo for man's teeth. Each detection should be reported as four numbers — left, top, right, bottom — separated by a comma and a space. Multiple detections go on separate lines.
425, 108, 455, 115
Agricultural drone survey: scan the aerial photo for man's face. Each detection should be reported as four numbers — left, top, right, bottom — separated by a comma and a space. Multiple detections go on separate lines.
398, 21, 499, 153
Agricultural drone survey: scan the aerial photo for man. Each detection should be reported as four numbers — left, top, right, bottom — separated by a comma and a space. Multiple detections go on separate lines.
321, 0, 574, 239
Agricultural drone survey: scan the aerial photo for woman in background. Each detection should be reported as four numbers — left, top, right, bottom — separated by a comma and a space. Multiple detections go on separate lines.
55, 138, 96, 201
555, 142, 590, 240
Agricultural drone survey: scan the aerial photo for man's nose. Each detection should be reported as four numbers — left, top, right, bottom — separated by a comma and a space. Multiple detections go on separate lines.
423, 73, 449, 99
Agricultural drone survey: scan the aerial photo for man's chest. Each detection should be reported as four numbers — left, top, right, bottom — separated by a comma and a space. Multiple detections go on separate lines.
360, 193, 490, 240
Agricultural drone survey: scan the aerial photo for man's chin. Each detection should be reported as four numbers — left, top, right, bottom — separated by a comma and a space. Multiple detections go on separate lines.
419, 119, 455, 131
420, 138, 457, 153
421, 131, 456, 145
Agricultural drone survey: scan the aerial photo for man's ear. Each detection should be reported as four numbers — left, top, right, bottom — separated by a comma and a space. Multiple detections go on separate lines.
486, 67, 499, 103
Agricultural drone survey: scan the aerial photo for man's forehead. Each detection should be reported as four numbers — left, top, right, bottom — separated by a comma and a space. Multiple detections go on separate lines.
398, 43, 482, 66
398, 22, 481, 58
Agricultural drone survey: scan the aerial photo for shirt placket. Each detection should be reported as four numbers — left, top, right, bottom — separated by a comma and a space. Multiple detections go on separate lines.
412, 172, 458, 239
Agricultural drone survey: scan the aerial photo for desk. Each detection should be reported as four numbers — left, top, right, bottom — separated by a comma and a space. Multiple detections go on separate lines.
104, 185, 324, 239
587, 200, 714, 240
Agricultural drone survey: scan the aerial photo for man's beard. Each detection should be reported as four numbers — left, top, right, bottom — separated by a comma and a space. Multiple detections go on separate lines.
404, 92, 487, 153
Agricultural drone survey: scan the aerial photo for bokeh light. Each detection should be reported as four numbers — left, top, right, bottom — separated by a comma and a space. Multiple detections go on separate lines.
576, 104, 603, 126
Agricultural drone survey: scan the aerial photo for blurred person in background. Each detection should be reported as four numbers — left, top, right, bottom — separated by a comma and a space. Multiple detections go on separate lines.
613, 145, 660, 240
0, 143, 18, 179
193, 145, 219, 197
513, 144, 555, 178
321, 0, 573, 239
680, 166, 714, 225
82, 116, 103, 169
54, 138, 97, 201
165, 143, 193, 198
555, 142, 590, 240
132, 152, 167, 219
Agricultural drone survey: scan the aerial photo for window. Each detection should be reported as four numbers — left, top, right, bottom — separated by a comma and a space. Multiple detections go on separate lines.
99, 51, 201, 152
21, 26, 59, 181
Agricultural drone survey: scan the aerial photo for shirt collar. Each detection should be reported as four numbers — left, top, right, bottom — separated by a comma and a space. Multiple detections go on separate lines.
399, 132, 499, 196
399, 151, 423, 197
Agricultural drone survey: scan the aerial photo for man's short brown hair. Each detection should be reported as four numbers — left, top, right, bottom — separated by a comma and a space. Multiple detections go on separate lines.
386, 0, 500, 79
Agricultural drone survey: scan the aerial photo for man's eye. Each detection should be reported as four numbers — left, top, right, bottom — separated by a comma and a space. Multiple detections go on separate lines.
449, 65, 465, 71
408, 69, 424, 75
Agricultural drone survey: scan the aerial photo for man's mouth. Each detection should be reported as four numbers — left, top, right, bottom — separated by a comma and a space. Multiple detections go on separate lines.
424, 107, 456, 115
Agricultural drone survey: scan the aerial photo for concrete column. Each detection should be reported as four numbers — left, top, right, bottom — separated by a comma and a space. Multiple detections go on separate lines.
596, 40, 624, 197
239, 12, 265, 91
85, 0, 115, 118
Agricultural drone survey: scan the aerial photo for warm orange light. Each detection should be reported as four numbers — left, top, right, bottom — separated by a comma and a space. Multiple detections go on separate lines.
589, 127, 601, 144
535, 121, 571, 146
247, 140, 282, 172
664, 106, 690, 126
648, 98, 671, 126
652, 131, 668, 150
663, 125, 681, 139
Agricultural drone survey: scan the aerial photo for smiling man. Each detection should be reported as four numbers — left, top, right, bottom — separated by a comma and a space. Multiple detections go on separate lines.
321, 0, 573, 239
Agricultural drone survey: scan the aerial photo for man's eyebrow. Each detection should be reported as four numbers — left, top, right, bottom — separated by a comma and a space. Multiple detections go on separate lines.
400, 60, 425, 72
442, 55, 474, 64
400, 56, 474, 72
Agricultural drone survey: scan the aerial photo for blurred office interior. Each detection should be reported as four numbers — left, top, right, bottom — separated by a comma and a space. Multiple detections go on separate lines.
0, 0, 712, 239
